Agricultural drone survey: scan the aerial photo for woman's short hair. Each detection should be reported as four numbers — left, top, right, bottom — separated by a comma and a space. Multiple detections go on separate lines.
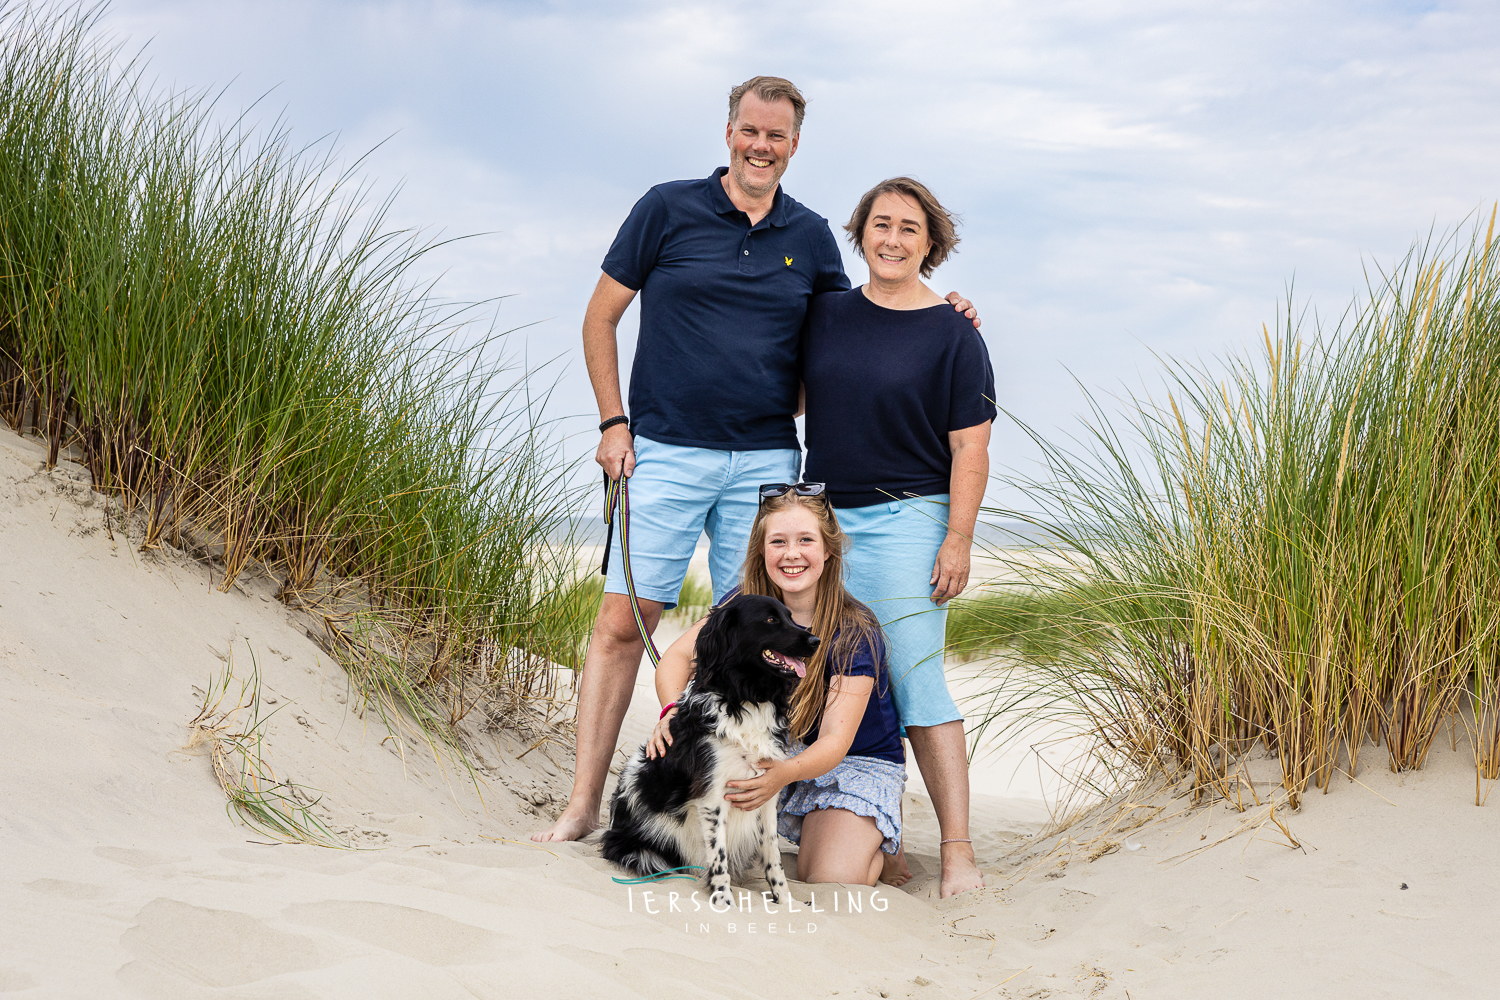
844, 176, 960, 278
728, 76, 807, 133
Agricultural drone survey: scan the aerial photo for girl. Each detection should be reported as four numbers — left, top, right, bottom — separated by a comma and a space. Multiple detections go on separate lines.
646, 484, 905, 886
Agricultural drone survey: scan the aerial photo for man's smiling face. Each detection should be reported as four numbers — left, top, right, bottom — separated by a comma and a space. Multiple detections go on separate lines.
724, 92, 799, 201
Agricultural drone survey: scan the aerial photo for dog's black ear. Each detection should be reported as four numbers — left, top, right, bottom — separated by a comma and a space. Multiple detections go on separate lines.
695, 600, 737, 673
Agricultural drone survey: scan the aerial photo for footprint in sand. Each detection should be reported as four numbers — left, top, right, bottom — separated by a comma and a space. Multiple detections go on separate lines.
282, 900, 502, 966
94, 846, 187, 869
0, 967, 37, 991
25, 878, 106, 900
117, 898, 325, 998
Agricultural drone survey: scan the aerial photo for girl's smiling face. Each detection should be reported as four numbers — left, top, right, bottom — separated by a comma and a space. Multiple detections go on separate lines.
762, 505, 827, 597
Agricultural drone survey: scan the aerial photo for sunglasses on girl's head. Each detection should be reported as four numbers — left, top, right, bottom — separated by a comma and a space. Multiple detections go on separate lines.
758, 482, 827, 503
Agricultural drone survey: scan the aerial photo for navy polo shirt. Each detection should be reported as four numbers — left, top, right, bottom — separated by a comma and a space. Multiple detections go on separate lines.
602, 168, 850, 451
802, 288, 997, 508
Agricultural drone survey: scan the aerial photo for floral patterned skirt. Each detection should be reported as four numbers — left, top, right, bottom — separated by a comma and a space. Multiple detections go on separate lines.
778, 751, 906, 855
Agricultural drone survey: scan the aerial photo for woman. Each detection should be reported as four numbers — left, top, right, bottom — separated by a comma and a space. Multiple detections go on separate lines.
647, 486, 905, 886
800, 177, 995, 898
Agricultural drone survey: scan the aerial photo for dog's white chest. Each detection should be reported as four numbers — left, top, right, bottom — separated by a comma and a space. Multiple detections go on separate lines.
714, 701, 784, 777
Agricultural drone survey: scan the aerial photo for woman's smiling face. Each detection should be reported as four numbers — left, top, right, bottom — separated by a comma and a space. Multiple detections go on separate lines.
762, 505, 827, 597
861, 190, 932, 285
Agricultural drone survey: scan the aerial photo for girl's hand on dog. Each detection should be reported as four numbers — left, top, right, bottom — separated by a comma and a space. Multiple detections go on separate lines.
646, 708, 677, 759
725, 759, 793, 811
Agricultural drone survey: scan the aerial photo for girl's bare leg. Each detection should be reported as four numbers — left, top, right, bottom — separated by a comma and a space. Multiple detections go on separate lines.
794, 808, 885, 887
879, 796, 912, 886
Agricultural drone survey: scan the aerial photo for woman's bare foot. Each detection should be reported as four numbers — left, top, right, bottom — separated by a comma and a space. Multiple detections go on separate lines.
880, 846, 913, 887
940, 841, 984, 898
531, 807, 597, 843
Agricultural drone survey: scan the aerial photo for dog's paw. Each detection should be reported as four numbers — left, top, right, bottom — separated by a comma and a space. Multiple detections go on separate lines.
709, 887, 734, 911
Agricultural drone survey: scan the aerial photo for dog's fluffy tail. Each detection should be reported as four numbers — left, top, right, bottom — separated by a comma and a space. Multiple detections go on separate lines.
600, 794, 688, 877
601, 839, 679, 878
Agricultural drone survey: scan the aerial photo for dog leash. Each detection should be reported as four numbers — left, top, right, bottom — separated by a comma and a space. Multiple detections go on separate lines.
601, 471, 662, 668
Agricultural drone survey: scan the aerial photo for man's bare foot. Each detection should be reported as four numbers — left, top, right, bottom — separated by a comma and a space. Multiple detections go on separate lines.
880, 846, 913, 887
531, 807, 597, 843
940, 841, 984, 898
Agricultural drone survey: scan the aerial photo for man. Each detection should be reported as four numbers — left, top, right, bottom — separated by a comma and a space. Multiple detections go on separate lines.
534, 76, 977, 845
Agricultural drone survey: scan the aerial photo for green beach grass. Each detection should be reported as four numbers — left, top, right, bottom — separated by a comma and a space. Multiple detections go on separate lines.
955, 212, 1500, 807
0, 4, 595, 734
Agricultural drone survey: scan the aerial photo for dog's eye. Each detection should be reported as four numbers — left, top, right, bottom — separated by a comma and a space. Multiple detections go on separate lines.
767, 617, 776, 624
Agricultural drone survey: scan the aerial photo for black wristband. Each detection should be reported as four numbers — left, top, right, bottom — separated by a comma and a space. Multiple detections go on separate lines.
598, 415, 629, 434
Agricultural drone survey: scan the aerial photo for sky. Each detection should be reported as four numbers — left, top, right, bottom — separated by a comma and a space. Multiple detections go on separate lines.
96, 0, 1500, 510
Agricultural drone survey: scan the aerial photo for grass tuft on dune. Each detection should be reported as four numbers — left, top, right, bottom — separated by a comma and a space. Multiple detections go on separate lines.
0, 3, 593, 721
959, 211, 1500, 807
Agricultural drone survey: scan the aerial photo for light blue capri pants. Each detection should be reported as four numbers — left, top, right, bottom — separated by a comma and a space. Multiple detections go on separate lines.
839, 494, 962, 730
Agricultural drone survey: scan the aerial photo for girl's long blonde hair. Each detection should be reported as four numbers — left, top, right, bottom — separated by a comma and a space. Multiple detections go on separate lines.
738, 492, 886, 740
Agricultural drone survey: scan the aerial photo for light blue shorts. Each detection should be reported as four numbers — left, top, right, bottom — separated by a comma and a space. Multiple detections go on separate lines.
603, 435, 798, 608
839, 494, 963, 730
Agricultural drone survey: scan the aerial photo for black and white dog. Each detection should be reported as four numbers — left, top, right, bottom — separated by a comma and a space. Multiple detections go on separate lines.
601, 594, 819, 908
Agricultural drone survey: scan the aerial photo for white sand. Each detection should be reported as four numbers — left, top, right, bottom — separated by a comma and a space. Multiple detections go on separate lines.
2, 423, 1494, 998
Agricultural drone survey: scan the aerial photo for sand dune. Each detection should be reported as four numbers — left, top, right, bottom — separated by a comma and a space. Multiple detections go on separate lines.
2, 424, 1493, 999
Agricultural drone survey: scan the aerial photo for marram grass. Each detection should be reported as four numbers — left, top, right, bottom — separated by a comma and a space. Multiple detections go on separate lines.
0, 4, 594, 724
669, 573, 714, 622
960, 211, 1500, 808
189, 651, 348, 848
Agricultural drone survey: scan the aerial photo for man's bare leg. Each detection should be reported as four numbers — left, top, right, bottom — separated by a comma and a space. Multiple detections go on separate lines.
532, 592, 663, 842
906, 720, 984, 897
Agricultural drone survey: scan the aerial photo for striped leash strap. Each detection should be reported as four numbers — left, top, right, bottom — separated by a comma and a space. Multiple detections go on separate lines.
600, 471, 661, 667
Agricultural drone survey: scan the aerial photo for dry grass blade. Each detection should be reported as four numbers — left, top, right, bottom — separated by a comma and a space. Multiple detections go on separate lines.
188, 647, 348, 848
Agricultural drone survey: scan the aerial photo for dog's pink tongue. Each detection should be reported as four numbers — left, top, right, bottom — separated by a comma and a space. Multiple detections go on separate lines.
785, 656, 807, 679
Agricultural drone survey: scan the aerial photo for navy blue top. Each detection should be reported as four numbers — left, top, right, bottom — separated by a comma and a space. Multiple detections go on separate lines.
808, 629, 903, 765
602, 168, 850, 451
801, 288, 997, 508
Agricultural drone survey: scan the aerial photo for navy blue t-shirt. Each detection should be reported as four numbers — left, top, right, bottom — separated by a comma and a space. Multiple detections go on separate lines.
602, 168, 850, 451
807, 629, 904, 766
802, 288, 997, 508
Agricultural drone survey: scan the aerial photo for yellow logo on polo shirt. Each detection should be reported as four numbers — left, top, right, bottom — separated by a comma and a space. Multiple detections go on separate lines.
784, 257, 793, 266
